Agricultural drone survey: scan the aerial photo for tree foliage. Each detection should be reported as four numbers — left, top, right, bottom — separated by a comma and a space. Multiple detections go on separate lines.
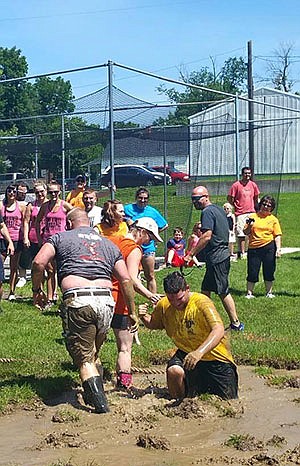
156, 57, 248, 125
0, 46, 103, 178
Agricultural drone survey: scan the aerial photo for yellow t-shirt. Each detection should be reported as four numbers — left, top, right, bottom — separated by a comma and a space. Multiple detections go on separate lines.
96, 221, 128, 238
247, 213, 282, 249
151, 293, 234, 364
66, 190, 84, 209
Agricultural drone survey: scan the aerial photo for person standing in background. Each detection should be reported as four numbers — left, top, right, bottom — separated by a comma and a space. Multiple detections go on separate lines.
82, 188, 102, 227
66, 174, 87, 209
124, 187, 168, 293
227, 167, 260, 259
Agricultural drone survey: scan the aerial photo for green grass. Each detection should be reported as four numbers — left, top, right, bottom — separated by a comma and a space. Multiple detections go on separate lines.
0, 191, 299, 413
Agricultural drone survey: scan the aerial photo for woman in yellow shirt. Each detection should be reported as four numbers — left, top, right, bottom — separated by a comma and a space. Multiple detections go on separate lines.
243, 195, 282, 299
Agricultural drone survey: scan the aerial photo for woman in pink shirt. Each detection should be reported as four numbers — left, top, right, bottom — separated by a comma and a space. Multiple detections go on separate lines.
35, 182, 72, 305
0, 184, 26, 300
23, 181, 48, 264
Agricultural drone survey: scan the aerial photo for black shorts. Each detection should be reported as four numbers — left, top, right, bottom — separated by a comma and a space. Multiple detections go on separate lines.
201, 257, 230, 295
111, 313, 130, 330
0, 239, 23, 256
167, 349, 238, 400
0, 258, 4, 282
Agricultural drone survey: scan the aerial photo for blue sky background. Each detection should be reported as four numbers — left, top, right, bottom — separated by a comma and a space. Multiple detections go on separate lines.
1, 0, 300, 102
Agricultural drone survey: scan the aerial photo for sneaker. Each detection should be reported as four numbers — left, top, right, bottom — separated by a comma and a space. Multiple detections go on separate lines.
16, 277, 26, 288
245, 294, 255, 299
266, 292, 276, 298
166, 262, 172, 268
8, 293, 16, 301
230, 322, 245, 331
240, 253, 247, 260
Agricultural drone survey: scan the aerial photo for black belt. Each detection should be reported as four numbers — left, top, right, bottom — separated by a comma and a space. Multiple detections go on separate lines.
63, 288, 111, 300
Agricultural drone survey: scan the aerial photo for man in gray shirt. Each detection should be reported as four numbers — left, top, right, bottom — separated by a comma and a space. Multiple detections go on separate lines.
184, 186, 244, 332
32, 208, 137, 413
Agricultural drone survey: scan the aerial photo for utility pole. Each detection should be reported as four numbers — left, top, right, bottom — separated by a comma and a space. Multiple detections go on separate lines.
247, 40, 255, 175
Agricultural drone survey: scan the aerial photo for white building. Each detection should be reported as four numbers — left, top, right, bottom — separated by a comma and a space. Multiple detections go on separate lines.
188, 87, 300, 176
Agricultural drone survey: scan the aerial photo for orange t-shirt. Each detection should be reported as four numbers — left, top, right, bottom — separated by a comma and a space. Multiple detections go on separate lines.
109, 236, 142, 315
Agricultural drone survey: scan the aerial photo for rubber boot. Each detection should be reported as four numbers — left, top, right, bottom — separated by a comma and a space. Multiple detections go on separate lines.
116, 371, 133, 389
82, 376, 109, 413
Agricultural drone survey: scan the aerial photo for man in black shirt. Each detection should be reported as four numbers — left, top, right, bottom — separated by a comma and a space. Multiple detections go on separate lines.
184, 186, 244, 331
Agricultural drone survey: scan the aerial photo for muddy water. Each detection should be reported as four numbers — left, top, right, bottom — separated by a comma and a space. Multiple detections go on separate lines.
0, 366, 299, 466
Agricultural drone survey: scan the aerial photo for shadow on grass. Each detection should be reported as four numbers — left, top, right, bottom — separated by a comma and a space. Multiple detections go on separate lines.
0, 374, 75, 405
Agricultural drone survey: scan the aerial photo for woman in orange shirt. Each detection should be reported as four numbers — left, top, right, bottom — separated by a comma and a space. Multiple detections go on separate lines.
243, 195, 282, 299
98, 203, 162, 389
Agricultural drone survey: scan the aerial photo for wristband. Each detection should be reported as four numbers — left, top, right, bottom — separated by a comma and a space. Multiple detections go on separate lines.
32, 287, 42, 293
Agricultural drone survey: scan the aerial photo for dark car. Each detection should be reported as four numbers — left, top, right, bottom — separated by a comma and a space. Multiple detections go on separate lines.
151, 166, 190, 184
100, 164, 171, 188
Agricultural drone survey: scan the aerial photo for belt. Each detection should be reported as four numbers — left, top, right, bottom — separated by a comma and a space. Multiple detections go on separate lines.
63, 288, 111, 300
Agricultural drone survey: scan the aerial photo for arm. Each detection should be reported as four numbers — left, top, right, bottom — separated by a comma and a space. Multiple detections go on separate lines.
275, 235, 282, 257
32, 242, 55, 308
126, 248, 161, 304
62, 201, 73, 212
0, 222, 14, 256
35, 203, 46, 246
138, 303, 162, 330
227, 195, 235, 206
23, 204, 32, 247
113, 258, 138, 332
183, 323, 225, 371
185, 230, 212, 261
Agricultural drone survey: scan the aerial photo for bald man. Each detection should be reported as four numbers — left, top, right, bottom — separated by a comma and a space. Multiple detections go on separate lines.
184, 186, 244, 331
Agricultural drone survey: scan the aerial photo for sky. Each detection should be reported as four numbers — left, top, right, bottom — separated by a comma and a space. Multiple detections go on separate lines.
1, 0, 300, 103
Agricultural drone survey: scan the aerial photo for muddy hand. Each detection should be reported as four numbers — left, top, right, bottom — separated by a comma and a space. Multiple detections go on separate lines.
183, 351, 202, 371
33, 290, 47, 310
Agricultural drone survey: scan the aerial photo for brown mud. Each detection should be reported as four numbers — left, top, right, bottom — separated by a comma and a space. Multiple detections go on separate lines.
0, 366, 299, 466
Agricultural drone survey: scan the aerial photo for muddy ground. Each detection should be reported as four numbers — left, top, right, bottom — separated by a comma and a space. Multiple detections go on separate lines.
0, 366, 299, 466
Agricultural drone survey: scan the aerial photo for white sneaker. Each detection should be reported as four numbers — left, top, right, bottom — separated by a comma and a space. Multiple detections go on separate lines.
245, 294, 255, 299
8, 294, 16, 301
16, 277, 27, 288
240, 253, 247, 260
266, 292, 275, 298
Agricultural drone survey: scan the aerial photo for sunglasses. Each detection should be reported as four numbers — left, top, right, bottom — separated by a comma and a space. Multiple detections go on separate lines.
48, 190, 59, 194
7, 188, 16, 194
191, 195, 206, 202
138, 197, 149, 201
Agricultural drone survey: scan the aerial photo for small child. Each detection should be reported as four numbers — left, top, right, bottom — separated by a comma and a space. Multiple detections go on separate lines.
186, 222, 204, 267
166, 227, 186, 267
223, 202, 236, 259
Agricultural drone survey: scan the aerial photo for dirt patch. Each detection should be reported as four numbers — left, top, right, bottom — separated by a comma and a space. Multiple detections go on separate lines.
34, 430, 96, 450
136, 433, 170, 450
0, 366, 299, 466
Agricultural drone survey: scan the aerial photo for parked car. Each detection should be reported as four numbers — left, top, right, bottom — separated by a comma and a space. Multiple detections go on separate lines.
151, 166, 190, 184
100, 164, 171, 188
0, 172, 37, 193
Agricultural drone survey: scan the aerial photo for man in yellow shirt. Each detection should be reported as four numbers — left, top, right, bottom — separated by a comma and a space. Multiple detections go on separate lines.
66, 175, 87, 209
139, 271, 238, 400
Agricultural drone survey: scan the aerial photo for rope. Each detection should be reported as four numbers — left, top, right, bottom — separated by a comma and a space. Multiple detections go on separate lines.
0, 357, 165, 374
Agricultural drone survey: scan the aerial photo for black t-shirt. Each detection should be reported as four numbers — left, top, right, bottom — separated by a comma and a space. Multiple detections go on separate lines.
201, 204, 229, 264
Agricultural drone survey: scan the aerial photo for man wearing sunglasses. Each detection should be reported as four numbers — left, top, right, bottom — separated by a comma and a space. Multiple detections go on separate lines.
184, 186, 244, 331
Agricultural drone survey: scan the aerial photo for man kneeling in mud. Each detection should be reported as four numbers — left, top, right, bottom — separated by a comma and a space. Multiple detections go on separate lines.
138, 271, 238, 401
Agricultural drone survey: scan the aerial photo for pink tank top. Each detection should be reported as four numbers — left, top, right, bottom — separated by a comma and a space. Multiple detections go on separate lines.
0, 202, 23, 241
28, 202, 42, 244
42, 200, 67, 242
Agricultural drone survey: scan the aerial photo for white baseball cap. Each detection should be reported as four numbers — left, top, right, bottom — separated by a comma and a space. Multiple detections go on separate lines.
134, 217, 163, 242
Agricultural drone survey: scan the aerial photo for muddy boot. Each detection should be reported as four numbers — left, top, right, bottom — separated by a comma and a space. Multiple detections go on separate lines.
82, 376, 109, 413
116, 371, 133, 389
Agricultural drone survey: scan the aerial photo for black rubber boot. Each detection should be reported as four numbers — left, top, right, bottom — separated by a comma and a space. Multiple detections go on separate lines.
82, 376, 109, 413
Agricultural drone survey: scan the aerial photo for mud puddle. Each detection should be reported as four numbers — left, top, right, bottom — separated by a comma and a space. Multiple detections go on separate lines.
0, 366, 299, 466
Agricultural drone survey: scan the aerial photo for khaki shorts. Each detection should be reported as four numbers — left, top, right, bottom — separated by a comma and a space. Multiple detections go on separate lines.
60, 294, 115, 367
236, 213, 252, 237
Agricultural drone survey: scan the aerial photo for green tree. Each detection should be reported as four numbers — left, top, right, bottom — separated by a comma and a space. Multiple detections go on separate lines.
156, 57, 248, 125
0, 46, 32, 131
